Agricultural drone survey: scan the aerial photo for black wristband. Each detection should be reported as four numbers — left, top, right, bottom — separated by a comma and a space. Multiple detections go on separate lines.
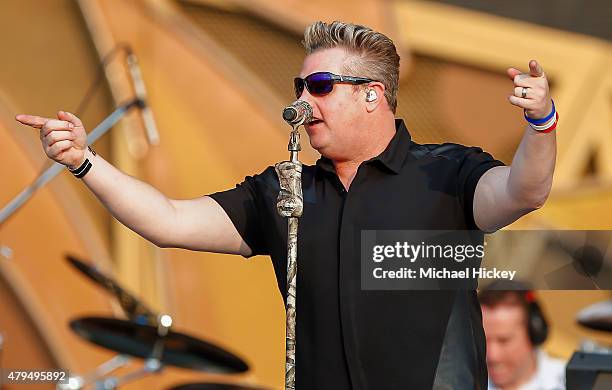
69, 147, 96, 179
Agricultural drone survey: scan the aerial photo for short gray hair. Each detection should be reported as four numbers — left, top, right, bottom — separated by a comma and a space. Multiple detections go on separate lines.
303, 21, 400, 113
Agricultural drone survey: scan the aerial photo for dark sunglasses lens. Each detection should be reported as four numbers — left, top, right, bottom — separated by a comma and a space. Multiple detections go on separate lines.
294, 78, 304, 98
306, 73, 334, 95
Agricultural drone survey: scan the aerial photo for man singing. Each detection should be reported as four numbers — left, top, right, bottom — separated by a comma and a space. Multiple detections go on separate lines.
16, 21, 556, 389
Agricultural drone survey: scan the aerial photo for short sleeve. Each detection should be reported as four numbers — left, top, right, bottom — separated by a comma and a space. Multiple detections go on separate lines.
208, 167, 276, 257
456, 147, 505, 230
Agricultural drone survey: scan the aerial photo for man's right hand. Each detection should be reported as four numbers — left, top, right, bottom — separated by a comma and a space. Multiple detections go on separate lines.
15, 111, 88, 169
14, 110, 251, 255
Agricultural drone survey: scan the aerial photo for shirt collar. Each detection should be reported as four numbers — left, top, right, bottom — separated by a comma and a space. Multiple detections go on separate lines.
316, 119, 413, 175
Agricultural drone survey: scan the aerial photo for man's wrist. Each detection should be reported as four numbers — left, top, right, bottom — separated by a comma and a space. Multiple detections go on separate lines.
67, 152, 86, 171
68, 146, 97, 178
524, 99, 558, 133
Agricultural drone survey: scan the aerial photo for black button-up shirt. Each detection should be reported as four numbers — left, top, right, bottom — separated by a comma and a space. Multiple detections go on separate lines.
210, 119, 504, 389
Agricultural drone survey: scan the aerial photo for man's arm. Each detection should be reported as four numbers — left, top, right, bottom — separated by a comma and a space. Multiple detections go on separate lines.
16, 111, 252, 255
473, 60, 556, 232
83, 152, 252, 254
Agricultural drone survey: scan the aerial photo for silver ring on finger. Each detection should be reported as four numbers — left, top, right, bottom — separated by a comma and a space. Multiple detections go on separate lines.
521, 87, 528, 99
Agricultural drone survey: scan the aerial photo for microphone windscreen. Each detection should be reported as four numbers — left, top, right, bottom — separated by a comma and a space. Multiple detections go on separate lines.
283, 107, 298, 122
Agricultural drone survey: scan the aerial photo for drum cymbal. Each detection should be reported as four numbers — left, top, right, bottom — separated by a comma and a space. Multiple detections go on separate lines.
70, 317, 248, 373
577, 299, 612, 332
168, 384, 271, 390
66, 254, 157, 324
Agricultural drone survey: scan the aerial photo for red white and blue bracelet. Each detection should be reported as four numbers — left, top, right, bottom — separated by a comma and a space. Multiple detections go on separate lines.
524, 100, 558, 133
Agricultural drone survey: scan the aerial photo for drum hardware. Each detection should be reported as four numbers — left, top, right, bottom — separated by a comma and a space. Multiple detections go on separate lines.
66, 255, 157, 325
577, 299, 612, 333
60, 314, 174, 389
167, 383, 271, 390
0, 245, 12, 260
64, 256, 249, 388
579, 339, 612, 355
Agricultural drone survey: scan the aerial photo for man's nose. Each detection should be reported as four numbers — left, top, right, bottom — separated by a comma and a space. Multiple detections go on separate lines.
297, 88, 315, 105
295, 90, 319, 118
486, 342, 501, 361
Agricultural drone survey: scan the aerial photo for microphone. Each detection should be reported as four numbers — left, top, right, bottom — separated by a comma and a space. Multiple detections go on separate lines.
282, 100, 313, 126
126, 49, 160, 145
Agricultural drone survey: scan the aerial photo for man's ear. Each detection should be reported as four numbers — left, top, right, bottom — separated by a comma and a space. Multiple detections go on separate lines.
364, 82, 385, 113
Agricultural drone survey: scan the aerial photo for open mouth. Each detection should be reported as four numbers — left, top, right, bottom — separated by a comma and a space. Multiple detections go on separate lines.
309, 119, 324, 125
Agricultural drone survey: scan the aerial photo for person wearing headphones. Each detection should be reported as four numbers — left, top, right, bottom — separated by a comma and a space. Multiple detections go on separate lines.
479, 288, 566, 390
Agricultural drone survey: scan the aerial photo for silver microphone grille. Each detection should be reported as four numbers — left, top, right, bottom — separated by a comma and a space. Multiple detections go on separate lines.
282, 100, 313, 126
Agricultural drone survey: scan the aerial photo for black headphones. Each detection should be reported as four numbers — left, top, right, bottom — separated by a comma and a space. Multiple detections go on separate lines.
480, 283, 549, 346
524, 291, 549, 346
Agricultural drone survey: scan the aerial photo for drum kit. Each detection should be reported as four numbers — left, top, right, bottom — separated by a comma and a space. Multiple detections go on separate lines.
567, 298, 612, 389
62, 252, 612, 389
60, 255, 271, 390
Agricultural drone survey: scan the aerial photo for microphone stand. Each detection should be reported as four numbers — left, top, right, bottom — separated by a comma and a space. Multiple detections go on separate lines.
276, 123, 305, 390
57, 315, 172, 390
0, 98, 144, 225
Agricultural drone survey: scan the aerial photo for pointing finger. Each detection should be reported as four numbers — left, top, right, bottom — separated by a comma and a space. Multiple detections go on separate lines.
15, 114, 52, 129
529, 60, 543, 77
506, 67, 522, 81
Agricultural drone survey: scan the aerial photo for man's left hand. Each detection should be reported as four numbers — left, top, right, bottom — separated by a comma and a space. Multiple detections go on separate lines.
506, 60, 553, 120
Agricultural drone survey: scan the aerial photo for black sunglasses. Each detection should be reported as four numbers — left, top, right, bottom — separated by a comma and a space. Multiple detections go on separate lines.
294, 71, 375, 99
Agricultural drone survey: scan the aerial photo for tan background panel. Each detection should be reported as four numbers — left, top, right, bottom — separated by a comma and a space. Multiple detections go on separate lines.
0, 115, 116, 373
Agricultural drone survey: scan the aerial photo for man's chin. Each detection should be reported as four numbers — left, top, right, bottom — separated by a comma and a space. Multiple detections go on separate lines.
489, 370, 512, 387
307, 135, 330, 154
